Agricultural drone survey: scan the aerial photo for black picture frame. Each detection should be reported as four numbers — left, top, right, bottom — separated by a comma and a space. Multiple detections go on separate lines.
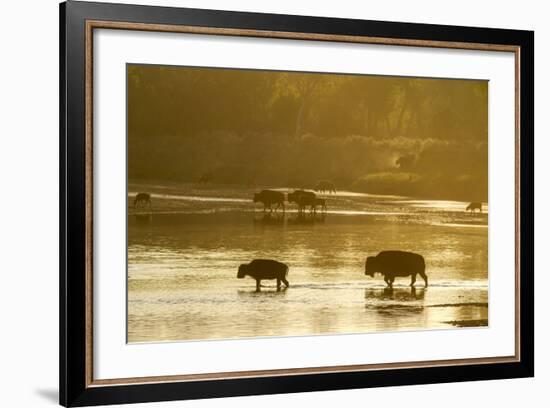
60, 1, 534, 406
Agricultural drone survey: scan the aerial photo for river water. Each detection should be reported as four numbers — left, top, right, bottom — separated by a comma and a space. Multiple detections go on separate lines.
127, 183, 488, 343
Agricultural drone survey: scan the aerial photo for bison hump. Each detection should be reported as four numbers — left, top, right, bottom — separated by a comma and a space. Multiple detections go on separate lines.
250, 259, 284, 267
378, 250, 424, 261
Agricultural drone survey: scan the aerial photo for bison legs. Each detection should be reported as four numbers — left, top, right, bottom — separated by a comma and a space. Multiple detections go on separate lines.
384, 275, 394, 288
419, 271, 428, 287
410, 274, 417, 287
255, 279, 261, 292
276, 278, 289, 290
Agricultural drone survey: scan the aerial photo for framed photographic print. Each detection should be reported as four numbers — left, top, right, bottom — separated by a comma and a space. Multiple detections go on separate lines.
59, 1, 534, 406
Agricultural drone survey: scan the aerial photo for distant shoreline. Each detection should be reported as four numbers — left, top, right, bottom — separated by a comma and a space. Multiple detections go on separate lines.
128, 179, 488, 203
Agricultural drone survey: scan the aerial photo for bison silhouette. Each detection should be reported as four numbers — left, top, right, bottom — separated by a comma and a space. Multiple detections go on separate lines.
365, 251, 427, 288
466, 202, 483, 213
253, 190, 285, 213
288, 190, 316, 213
315, 180, 336, 194
133, 192, 152, 209
313, 197, 327, 213
238, 259, 289, 291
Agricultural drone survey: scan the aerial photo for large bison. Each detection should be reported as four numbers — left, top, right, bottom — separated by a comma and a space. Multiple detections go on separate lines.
288, 190, 316, 213
466, 202, 483, 213
365, 251, 427, 288
315, 180, 336, 194
237, 259, 289, 291
253, 190, 285, 212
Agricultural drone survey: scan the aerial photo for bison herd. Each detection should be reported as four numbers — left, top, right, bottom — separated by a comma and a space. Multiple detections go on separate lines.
254, 189, 328, 214
252, 180, 335, 214
238, 251, 428, 291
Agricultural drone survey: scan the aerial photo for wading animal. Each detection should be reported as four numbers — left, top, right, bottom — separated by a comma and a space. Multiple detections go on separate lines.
365, 251, 427, 288
253, 190, 285, 212
133, 192, 152, 209
315, 180, 336, 194
287, 190, 316, 213
313, 197, 327, 213
466, 202, 483, 213
237, 259, 290, 291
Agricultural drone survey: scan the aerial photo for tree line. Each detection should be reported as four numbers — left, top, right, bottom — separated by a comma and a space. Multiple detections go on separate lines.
128, 64, 488, 201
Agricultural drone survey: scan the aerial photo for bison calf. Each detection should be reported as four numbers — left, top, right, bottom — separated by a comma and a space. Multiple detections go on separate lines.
313, 198, 327, 213
365, 251, 427, 288
238, 259, 289, 291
